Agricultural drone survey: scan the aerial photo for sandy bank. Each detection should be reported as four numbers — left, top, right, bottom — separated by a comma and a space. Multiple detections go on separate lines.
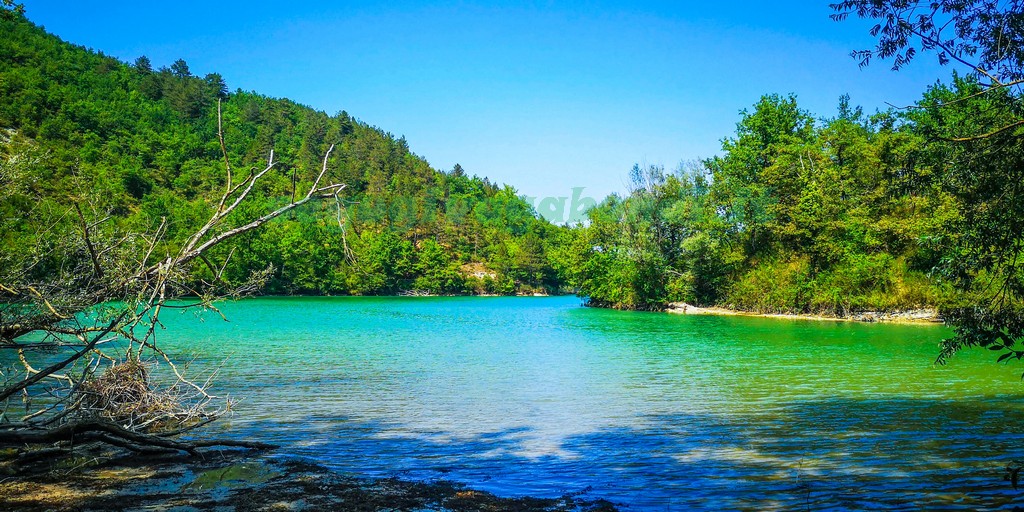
666, 302, 942, 324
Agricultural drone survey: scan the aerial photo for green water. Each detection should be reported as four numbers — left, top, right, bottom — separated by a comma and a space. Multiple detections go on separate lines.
146, 296, 1024, 509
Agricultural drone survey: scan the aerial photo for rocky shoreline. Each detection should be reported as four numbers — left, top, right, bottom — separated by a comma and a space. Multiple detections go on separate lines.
0, 450, 617, 512
666, 302, 942, 324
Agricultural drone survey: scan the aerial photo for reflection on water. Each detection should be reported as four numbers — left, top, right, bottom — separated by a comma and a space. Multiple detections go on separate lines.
148, 296, 1024, 510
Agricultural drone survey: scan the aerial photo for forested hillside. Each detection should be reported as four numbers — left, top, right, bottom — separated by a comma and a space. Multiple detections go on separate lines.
0, 14, 562, 296
4, 5, 1021, 345
555, 92, 963, 315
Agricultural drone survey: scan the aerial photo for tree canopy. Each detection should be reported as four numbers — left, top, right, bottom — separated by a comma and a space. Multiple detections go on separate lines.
0, 12, 563, 299
829, 1, 1024, 368
8, 1, 1024, 376
557, 94, 943, 315
831, 0, 1024, 83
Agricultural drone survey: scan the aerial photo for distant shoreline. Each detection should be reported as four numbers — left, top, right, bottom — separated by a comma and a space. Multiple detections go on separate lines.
665, 302, 943, 325
226, 295, 944, 326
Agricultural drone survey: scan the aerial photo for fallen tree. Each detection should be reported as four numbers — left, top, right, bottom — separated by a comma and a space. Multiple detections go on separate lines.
0, 101, 345, 456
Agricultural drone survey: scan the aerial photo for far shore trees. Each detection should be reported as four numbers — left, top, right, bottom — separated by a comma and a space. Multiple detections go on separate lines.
560, 1, 1024, 377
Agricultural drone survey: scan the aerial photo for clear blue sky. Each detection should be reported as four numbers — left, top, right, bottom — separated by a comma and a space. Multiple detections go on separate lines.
24, 1, 957, 203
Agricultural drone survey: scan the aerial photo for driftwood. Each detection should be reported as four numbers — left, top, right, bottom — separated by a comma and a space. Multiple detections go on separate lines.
1, 420, 276, 455
0, 100, 343, 456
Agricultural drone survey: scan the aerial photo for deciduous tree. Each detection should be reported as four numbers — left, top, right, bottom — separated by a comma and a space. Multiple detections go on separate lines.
833, 0, 1024, 367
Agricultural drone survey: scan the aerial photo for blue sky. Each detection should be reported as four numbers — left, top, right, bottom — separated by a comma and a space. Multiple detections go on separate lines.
25, 1, 958, 203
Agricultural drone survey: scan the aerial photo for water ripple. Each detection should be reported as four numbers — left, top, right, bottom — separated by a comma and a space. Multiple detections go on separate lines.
144, 296, 1024, 510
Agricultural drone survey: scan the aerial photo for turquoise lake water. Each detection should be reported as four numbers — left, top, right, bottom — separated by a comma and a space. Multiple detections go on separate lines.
147, 296, 1024, 510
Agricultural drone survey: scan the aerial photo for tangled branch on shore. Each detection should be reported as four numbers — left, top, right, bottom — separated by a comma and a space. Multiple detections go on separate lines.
0, 102, 343, 457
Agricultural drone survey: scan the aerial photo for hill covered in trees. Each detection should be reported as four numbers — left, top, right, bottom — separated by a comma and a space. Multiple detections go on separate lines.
554, 93, 954, 314
5, 3, 1022, 356
0, 13, 562, 297
554, 2, 1024, 384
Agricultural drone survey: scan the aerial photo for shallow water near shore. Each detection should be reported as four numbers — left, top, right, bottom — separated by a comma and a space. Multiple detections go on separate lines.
152, 295, 1024, 510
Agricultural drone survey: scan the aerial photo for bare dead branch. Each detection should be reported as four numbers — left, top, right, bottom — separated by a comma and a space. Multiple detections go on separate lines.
73, 203, 104, 279
2, 112, 344, 458
0, 312, 126, 403
947, 118, 1024, 141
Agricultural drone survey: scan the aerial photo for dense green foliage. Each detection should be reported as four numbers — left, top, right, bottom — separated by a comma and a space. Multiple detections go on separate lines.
558, 93, 956, 314
0, 14, 562, 296
830, 1, 1024, 366
905, 77, 1024, 364
555, 0, 1024, 377
7, 1, 1024, 366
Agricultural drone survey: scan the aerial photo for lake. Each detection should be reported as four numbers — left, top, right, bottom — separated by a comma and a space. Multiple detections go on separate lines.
153, 296, 1024, 510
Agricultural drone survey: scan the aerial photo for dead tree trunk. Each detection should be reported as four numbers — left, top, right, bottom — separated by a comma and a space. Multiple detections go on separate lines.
0, 101, 345, 455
